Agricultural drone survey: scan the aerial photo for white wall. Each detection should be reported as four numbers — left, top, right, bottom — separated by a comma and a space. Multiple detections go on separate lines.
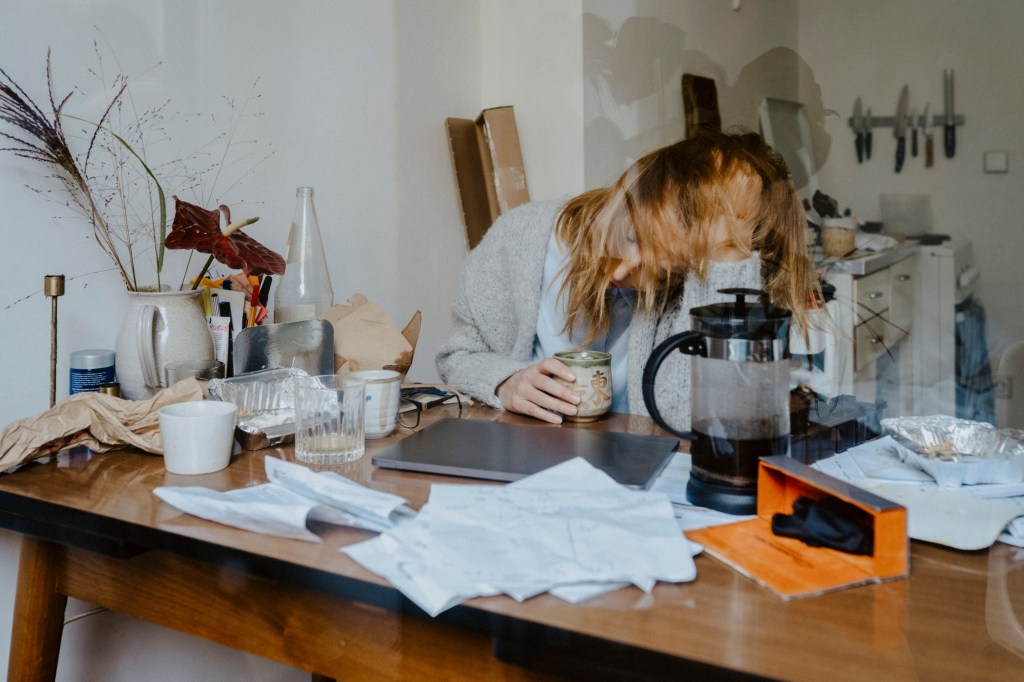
797, 0, 1024, 362
581, 0, 1024, 377
582, 0, 801, 186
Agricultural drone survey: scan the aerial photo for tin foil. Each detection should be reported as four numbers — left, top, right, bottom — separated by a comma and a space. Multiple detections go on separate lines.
881, 415, 1024, 487
209, 367, 308, 450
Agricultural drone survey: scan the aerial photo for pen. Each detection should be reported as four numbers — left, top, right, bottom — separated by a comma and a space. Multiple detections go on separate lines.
258, 275, 272, 308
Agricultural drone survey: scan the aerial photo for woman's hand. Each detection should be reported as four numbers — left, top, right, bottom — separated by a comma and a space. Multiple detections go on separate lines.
496, 358, 582, 424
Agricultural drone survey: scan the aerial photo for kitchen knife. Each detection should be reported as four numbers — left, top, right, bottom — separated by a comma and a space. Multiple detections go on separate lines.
909, 107, 918, 157
944, 69, 956, 158
922, 103, 934, 168
852, 97, 865, 163
865, 107, 873, 160
894, 85, 909, 173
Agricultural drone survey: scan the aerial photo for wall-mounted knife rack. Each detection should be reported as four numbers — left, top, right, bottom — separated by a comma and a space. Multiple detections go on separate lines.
847, 114, 965, 129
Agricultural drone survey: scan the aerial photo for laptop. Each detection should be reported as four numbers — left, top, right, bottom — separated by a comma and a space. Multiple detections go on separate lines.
371, 418, 679, 489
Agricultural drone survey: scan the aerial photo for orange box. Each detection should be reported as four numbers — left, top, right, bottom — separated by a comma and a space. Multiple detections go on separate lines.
686, 455, 908, 600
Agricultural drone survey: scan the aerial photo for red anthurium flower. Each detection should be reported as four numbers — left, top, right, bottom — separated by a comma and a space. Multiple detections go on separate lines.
165, 197, 285, 276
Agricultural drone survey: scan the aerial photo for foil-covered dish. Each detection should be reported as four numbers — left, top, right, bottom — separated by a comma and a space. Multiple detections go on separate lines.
208, 367, 309, 450
881, 415, 1024, 487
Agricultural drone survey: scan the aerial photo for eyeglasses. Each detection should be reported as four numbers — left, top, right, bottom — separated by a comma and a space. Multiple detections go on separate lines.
397, 385, 464, 430
397, 400, 422, 429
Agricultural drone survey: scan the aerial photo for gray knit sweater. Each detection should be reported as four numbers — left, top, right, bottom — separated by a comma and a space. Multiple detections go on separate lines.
436, 200, 761, 431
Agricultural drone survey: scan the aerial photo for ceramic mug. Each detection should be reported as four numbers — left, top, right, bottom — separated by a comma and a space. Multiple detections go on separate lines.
158, 400, 238, 475
821, 217, 858, 258
553, 350, 613, 422
349, 369, 402, 438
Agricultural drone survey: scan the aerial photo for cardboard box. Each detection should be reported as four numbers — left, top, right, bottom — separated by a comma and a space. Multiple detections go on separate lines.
319, 294, 422, 381
446, 106, 530, 249
686, 456, 908, 600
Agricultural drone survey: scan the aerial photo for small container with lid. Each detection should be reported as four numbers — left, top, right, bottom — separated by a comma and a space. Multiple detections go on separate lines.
70, 349, 116, 395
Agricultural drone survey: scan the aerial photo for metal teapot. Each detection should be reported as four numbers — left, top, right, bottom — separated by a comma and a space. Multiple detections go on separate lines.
642, 288, 791, 514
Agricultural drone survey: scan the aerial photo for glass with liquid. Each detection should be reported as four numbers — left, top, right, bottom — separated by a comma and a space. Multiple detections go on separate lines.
294, 374, 366, 464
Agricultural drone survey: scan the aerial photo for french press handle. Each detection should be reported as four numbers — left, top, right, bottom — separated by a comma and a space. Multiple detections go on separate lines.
641, 330, 705, 441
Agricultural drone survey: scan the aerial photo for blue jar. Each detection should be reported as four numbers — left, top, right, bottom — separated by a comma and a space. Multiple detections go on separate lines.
70, 349, 116, 395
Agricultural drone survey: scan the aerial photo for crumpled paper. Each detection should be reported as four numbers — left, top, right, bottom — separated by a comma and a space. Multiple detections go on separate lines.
343, 457, 697, 616
154, 456, 415, 542
319, 293, 421, 379
0, 378, 204, 473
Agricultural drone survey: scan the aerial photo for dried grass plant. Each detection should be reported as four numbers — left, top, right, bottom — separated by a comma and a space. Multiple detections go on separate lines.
0, 45, 272, 292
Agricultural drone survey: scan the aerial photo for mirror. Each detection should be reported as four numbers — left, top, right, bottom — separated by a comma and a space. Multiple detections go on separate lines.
758, 97, 818, 198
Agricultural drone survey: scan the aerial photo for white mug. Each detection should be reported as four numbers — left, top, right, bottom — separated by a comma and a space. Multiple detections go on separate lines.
349, 370, 402, 439
158, 400, 238, 475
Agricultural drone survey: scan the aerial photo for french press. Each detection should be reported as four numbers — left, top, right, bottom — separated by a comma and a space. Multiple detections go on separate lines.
642, 288, 792, 515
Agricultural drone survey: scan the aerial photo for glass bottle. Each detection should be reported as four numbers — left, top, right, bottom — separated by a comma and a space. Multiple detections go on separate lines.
274, 187, 334, 323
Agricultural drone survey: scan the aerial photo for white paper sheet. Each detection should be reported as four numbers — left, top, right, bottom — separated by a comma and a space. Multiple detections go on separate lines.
650, 452, 756, 532
154, 456, 414, 541
265, 456, 414, 530
343, 457, 697, 617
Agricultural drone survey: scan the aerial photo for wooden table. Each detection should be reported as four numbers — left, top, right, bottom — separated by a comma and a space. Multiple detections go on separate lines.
1, 404, 1023, 680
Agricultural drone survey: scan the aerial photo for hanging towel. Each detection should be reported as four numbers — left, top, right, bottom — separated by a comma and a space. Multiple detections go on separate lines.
955, 294, 996, 424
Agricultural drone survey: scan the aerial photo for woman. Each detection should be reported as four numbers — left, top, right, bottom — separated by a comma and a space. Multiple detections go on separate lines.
437, 129, 818, 426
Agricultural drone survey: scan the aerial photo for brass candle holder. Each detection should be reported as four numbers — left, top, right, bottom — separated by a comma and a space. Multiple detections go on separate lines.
44, 275, 65, 408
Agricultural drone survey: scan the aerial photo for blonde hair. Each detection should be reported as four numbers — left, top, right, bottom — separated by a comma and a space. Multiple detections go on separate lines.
555, 129, 819, 345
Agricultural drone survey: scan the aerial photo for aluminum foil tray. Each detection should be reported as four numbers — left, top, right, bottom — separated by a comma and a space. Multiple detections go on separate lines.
208, 367, 308, 450
882, 415, 1024, 487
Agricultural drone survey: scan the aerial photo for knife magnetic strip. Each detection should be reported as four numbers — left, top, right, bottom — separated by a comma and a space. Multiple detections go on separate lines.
848, 114, 964, 130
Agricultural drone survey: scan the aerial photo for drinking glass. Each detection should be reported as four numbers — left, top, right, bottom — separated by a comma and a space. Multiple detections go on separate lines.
165, 359, 226, 386
293, 374, 366, 464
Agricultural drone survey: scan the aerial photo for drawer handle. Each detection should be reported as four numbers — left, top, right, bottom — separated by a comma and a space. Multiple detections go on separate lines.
871, 336, 882, 344
868, 291, 884, 299
896, 274, 911, 282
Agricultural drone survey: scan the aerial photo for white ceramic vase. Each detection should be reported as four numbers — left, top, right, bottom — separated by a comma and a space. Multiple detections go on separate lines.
114, 289, 215, 400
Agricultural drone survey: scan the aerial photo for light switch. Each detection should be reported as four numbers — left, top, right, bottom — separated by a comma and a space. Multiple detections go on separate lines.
984, 151, 1008, 173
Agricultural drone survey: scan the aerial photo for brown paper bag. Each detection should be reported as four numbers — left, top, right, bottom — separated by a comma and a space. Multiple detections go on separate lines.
0, 379, 205, 473
319, 293, 421, 380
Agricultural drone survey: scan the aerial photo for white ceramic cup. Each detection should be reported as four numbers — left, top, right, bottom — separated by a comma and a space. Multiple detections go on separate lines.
158, 400, 238, 475
349, 369, 402, 439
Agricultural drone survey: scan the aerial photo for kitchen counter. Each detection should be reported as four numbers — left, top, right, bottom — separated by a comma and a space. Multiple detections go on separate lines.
816, 244, 916, 276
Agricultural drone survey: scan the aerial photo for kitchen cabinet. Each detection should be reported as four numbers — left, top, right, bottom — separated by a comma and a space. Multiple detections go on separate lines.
798, 241, 974, 423
817, 248, 917, 418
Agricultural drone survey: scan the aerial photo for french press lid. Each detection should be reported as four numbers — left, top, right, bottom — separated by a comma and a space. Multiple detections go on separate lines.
689, 288, 792, 362
691, 288, 791, 340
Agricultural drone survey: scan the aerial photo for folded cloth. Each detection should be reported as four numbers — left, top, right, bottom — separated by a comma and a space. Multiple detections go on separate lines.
772, 495, 875, 555
855, 232, 899, 252
0, 378, 204, 473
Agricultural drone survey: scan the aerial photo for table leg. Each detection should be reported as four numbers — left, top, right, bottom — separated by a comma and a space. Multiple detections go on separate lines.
7, 536, 68, 682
